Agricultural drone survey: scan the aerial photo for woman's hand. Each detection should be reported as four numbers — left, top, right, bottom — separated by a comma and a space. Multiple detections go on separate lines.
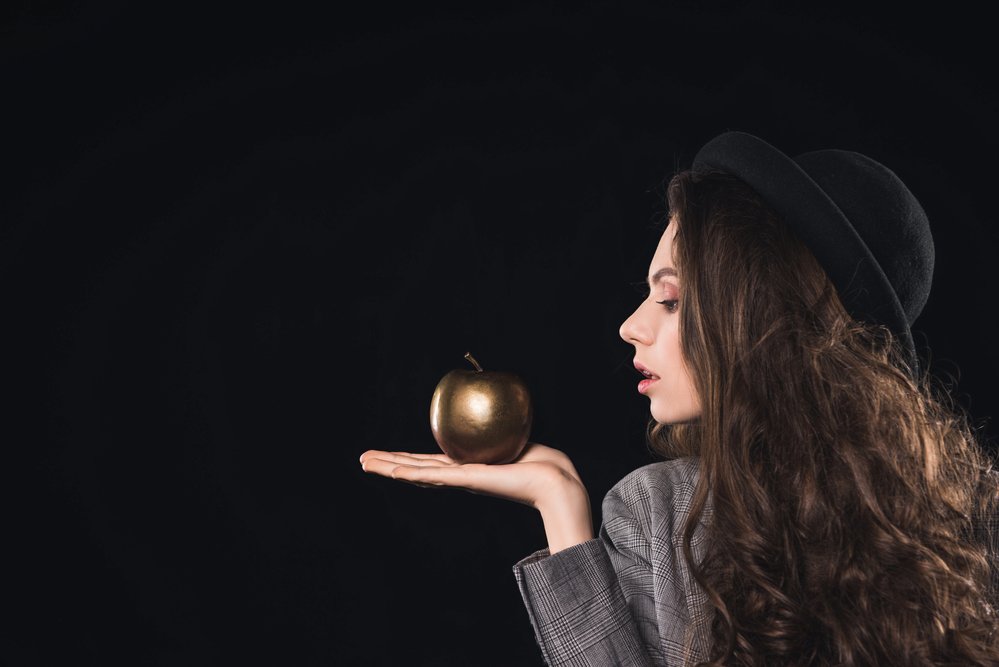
359, 441, 585, 512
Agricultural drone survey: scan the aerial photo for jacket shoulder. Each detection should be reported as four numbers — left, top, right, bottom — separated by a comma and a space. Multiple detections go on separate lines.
607, 457, 705, 510
602, 457, 713, 546
612, 456, 702, 493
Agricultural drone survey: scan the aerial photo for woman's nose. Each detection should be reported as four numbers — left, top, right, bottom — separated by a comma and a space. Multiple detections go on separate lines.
619, 304, 651, 346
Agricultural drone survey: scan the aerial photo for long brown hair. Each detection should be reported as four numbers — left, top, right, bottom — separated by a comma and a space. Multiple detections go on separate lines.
648, 169, 999, 665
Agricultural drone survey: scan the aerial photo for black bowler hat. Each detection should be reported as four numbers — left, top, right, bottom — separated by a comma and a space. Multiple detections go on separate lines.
692, 130, 934, 381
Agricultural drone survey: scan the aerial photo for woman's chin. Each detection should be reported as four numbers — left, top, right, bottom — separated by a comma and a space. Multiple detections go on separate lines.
649, 405, 672, 425
650, 402, 701, 425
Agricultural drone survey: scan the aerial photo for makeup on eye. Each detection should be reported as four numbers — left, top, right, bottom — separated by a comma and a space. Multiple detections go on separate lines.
656, 299, 679, 313
651, 282, 679, 312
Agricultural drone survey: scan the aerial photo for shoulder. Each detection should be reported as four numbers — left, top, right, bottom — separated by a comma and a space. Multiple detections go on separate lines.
611, 457, 702, 493
607, 457, 704, 506
602, 456, 713, 535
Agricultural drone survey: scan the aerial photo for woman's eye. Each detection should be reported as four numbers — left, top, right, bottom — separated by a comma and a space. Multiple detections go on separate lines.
656, 299, 679, 313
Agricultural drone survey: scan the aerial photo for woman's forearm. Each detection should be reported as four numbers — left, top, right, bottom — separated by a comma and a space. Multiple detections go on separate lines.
537, 481, 595, 554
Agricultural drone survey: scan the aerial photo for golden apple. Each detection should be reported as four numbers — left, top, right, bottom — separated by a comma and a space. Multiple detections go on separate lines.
429, 352, 533, 465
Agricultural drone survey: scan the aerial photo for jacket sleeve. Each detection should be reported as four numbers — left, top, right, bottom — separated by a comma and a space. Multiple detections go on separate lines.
511, 473, 665, 666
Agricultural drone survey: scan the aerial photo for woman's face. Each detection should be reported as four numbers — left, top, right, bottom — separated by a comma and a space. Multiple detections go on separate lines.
619, 221, 702, 424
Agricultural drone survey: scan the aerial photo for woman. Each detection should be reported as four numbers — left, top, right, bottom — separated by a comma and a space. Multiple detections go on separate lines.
359, 131, 999, 665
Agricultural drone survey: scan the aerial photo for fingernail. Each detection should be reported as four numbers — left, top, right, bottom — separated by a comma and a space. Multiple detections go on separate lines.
359, 453, 365, 463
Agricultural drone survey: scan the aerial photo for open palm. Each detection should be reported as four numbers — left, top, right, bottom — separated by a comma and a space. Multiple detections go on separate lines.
359, 441, 584, 510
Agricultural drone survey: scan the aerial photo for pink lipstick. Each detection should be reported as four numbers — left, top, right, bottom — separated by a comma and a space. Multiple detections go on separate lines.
633, 359, 660, 393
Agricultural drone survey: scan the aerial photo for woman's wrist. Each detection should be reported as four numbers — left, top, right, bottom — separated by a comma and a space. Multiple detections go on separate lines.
536, 479, 594, 554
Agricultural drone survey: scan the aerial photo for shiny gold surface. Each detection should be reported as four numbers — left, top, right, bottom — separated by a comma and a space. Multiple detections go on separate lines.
429, 353, 533, 465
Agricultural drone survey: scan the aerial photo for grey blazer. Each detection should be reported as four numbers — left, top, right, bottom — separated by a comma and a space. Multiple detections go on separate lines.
512, 456, 999, 666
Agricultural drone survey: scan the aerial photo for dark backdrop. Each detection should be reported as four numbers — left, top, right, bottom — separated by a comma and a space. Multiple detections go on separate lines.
5, 2, 998, 665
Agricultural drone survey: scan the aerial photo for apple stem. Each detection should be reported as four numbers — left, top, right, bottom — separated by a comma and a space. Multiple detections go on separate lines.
464, 352, 483, 372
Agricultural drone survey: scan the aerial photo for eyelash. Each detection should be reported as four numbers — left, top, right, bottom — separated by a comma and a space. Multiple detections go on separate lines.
630, 282, 678, 313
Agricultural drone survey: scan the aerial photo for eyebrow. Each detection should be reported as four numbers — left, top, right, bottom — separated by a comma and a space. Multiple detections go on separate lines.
647, 267, 678, 289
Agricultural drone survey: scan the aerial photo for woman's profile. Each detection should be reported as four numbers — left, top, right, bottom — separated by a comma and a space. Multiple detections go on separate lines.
360, 131, 999, 665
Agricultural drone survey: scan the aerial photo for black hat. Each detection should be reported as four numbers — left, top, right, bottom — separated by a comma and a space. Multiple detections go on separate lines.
692, 131, 934, 380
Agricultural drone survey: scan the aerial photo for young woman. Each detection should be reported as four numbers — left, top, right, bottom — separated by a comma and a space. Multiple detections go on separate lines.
359, 131, 999, 665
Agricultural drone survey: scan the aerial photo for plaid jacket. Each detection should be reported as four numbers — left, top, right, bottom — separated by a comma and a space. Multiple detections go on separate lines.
512, 456, 999, 667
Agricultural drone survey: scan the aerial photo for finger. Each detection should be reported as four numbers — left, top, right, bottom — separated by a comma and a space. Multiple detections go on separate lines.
388, 462, 480, 487
360, 457, 439, 489
385, 451, 457, 464
360, 450, 456, 465
361, 456, 451, 482
360, 456, 401, 479
363, 455, 479, 487
362, 452, 454, 468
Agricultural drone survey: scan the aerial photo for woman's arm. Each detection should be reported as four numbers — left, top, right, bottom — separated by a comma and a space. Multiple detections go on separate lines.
513, 458, 717, 666
512, 468, 669, 667
537, 478, 594, 553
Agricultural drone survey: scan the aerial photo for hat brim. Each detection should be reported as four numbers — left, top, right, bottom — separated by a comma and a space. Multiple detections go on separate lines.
691, 131, 917, 377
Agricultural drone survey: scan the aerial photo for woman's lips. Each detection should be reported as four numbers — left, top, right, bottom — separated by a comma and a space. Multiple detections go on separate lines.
638, 377, 659, 394
634, 360, 659, 393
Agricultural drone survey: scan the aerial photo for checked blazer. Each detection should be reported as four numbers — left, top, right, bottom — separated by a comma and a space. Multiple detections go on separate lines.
512, 456, 999, 667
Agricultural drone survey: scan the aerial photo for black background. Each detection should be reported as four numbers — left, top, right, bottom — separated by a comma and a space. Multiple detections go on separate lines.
5, 2, 999, 665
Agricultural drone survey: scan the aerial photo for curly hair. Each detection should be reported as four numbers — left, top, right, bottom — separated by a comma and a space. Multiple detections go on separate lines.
646, 169, 999, 665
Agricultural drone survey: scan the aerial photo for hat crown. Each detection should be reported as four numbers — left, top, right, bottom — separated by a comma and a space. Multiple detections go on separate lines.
691, 130, 936, 378
793, 149, 935, 327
